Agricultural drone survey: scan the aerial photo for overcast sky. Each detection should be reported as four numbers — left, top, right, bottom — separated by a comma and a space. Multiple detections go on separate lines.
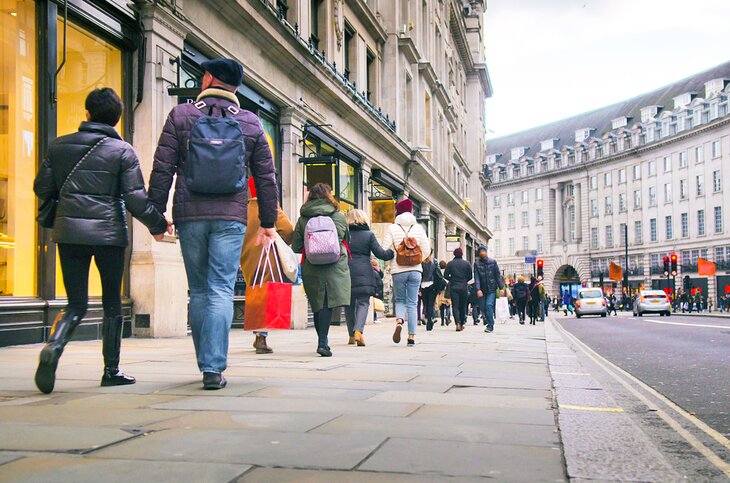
483, 0, 730, 139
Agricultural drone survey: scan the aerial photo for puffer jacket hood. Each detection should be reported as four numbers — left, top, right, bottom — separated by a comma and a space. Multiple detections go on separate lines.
34, 121, 167, 246
394, 211, 417, 226
300, 199, 338, 218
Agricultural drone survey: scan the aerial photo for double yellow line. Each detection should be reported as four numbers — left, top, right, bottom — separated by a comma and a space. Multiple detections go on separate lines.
552, 321, 730, 477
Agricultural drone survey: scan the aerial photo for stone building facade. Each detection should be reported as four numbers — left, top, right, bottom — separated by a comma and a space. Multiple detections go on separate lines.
0, 0, 492, 345
483, 62, 730, 304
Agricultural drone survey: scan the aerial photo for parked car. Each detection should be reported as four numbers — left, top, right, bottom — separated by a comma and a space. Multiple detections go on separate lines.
633, 290, 672, 317
575, 288, 607, 318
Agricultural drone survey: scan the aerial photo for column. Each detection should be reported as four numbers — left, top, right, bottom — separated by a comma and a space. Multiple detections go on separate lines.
575, 182, 582, 243
437, 213, 447, 261
555, 186, 564, 243
129, 3, 190, 337
279, 107, 307, 220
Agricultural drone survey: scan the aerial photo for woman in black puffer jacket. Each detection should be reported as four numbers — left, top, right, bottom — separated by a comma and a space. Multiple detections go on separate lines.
345, 209, 394, 346
33, 88, 171, 394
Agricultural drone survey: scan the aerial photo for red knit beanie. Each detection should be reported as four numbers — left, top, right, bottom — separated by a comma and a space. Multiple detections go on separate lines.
395, 198, 413, 216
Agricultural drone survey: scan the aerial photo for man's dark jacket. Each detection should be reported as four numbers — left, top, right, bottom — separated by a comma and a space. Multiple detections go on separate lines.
444, 257, 473, 292
34, 122, 166, 246
474, 256, 504, 294
148, 88, 278, 228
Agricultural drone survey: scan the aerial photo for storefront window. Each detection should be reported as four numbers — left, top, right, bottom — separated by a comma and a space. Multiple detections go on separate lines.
0, 0, 37, 296
55, 18, 123, 297
302, 133, 360, 213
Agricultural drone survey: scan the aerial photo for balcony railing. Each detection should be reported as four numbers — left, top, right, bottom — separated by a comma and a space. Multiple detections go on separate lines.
590, 267, 644, 278
681, 264, 698, 273
650, 265, 666, 275
262, 0, 396, 133
717, 260, 730, 271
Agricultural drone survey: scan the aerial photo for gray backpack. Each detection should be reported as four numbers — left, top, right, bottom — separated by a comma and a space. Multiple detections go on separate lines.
303, 216, 341, 265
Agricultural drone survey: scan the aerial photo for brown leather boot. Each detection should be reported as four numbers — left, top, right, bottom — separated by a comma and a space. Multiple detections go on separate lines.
254, 334, 273, 354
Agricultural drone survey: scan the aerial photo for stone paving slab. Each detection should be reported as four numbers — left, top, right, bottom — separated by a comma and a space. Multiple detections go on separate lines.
0, 456, 250, 483
358, 437, 565, 481
149, 395, 421, 417
144, 410, 336, 432
367, 389, 551, 409
409, 403, 557, 426
311, 414, 561, 446
0, 423, 139, 452
237, 468, 489, 482
0, 406, 186, 428
92, 429, 385, 470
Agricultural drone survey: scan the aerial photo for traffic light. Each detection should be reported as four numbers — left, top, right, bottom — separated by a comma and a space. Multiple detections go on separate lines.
670, 253, 678, 276
683, 275, 691, 291
536, 259, 544, 280
662, 256, 669, 276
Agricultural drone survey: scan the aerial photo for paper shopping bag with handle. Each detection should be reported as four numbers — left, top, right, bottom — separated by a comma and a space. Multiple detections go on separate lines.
244, 244, 292, 331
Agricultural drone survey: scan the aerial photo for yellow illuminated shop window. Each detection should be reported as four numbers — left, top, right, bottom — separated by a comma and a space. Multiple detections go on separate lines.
55, 19, 123, 297
0, 0, 37, 297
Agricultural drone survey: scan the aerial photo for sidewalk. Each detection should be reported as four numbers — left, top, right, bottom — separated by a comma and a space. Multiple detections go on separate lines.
0, 319, 567, 482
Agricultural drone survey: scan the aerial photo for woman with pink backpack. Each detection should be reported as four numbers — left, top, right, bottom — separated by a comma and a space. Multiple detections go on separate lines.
382, 199, 431, 347
292, 183, 351, 357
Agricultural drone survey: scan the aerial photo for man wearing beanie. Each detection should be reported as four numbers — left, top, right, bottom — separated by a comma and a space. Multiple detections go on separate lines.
149, 58, 278, 390
474, 245, 503, 333
444, 247, 473, 331
382, 198, 431, 346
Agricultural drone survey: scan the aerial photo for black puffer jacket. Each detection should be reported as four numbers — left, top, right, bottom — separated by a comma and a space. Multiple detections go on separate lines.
34, 122, 167, 246
348, 224, 394, 298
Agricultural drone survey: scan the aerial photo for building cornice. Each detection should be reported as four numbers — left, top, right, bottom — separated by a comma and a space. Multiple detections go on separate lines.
487, 115, 730, 190
346, 0, 388, 44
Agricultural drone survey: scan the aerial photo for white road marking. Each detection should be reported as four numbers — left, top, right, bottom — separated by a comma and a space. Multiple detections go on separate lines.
643, 319, 730, 329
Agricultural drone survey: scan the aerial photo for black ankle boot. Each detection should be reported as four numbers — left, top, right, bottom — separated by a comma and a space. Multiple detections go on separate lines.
100, 316, 135, 387
35, 311, 83, 394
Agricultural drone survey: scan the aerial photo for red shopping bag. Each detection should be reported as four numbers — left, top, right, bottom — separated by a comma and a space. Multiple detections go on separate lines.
244, 244, 292, 331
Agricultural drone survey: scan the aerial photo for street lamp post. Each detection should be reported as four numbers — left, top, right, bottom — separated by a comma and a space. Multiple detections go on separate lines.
623, 223, 629, 296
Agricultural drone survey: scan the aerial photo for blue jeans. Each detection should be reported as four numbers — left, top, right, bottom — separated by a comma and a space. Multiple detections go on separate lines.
392, 271, 422, 335
481, 291, 496, 330
178, 220, 246, 374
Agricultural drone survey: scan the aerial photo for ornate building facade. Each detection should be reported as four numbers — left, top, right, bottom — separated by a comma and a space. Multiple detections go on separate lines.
0, 0, 492, 345
483, 62, 730, 303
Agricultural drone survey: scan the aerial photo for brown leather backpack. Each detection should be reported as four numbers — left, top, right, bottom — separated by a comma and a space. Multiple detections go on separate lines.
395, 225, 423, 266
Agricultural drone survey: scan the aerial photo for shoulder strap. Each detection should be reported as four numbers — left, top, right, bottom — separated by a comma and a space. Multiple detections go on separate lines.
60, 137, 107, 195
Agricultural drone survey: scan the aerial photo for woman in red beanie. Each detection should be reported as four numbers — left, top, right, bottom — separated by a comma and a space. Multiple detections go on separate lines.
382, 199, 431, 346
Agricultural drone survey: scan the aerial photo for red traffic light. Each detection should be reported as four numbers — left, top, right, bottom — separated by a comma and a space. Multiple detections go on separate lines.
670, 254, 677, 262
663, 256, 669, 263
536, 259, 544, 267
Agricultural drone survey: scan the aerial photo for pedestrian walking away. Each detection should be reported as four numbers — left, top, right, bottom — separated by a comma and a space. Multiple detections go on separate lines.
529, 277, 545, 325
472, 245, 503, 333
149, 58, 279, 390
512, 276, 531, 324
292, 184, 351, 357
444, 247, 473, 331
240, 177, 294, 355
436, 260, 452, 326
33, 88, 172, 394
382, 199, 431, 346
344, 209, 393, 347
420, 257, 445, 331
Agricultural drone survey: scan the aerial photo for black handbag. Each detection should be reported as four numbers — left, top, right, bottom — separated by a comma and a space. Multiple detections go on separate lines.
35, 137, 106, 229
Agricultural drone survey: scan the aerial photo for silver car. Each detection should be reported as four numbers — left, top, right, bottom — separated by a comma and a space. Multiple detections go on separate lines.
575, 288, 608, 318
633, 290, 672, 317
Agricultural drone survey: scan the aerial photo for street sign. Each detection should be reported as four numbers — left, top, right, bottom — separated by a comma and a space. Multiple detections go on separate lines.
524, 256, 536, 264
516, 249, 538, 257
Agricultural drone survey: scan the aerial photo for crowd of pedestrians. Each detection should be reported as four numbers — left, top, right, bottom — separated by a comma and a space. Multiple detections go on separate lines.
31, 57, 549, 395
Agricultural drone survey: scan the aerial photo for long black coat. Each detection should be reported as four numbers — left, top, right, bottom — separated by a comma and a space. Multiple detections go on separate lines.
34, 122, 167, 246
348, 224, 394, 298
